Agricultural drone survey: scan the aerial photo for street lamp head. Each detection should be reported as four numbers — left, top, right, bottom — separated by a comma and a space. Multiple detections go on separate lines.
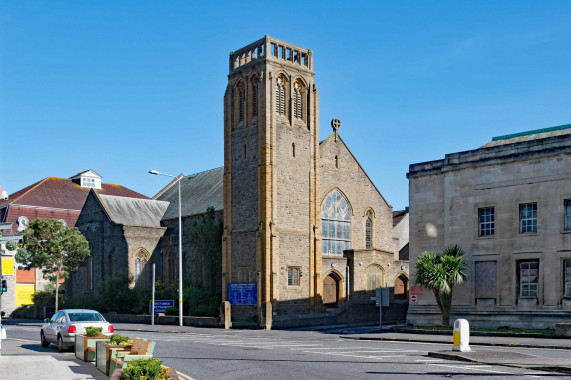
149, 170, 159, 175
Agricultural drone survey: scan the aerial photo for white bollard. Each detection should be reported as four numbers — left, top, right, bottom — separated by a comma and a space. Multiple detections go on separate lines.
0, 325, 6, 340
452, 319, 471, 352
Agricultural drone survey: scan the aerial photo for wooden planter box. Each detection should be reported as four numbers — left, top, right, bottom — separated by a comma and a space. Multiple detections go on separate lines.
96, 341, 132, 375
110, 367, 180, 380
74, 334, 110, 362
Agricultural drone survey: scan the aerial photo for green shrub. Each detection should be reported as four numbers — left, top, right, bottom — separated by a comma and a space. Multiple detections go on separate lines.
183, 284, 220, 317
164, 306, 178, 316
63, 294, 99, 310
96, 274, 149, 314
84, 327, 103, 337
31, 284, 65, 307
109, 334, 132, 346
121, 358, 162, 380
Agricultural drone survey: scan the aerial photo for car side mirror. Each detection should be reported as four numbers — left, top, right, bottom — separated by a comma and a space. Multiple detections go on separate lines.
44, 318, 50, 323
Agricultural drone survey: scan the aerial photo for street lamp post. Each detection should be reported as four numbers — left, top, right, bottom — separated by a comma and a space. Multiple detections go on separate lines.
150, 169, 184, 327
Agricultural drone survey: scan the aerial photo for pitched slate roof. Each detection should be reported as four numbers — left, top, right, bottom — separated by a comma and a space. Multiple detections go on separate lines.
155, 167, 223, 221
0, 176, 148, 210
392, 210, 408, 227
98, 194, 169, 227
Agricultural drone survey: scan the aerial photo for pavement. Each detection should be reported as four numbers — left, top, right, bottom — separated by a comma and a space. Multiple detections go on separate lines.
1, 319, 571, 378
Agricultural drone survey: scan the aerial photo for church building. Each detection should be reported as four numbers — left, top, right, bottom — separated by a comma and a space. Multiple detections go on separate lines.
222, 36, 408, 327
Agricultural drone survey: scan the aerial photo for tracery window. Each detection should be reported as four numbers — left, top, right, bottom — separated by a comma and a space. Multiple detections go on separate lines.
293, 82, 302, 119
276, 77, 285, 115
134, 249, 149, 288
321, 190, 351, 255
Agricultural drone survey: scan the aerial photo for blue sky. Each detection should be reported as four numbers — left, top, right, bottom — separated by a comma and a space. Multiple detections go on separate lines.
1, 1, 570, 211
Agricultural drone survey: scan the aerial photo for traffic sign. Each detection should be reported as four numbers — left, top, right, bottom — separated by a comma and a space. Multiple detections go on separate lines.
410, 295, 418, 303
411, 286, 423, 295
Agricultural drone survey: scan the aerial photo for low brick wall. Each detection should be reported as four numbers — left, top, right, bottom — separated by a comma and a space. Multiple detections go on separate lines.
273, 300, 408, 329
103, 312, 220, 328
555, 323, 571, 337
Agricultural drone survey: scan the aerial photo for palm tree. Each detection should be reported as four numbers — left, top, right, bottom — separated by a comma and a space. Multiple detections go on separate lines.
414, 245, 467, 326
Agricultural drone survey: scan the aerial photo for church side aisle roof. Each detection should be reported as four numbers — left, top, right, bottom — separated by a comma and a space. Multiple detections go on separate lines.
97, 193, 169, 227
156, 167, 223, 221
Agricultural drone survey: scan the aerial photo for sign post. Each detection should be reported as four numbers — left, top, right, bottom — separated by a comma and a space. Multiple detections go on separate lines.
375, 287, 390, 329
151, 264, 155, 326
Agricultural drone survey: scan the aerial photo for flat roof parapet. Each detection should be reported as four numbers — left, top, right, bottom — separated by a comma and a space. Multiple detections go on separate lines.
229, 35, 313, 74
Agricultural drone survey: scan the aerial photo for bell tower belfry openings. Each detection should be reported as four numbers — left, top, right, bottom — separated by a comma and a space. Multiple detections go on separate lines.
222, 36, 321, 327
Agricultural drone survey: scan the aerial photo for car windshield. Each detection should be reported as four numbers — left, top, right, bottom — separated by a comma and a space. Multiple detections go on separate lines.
67, 312, 105, 322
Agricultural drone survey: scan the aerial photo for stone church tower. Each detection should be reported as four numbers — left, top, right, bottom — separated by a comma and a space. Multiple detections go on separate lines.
223, 36, 321, 324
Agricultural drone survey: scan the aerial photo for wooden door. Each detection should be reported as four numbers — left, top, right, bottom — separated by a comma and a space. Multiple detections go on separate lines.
323, 275, 337, 305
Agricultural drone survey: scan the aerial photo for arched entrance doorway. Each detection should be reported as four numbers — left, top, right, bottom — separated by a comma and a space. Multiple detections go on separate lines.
394, 273, 409, 299
323, 273, 339, 307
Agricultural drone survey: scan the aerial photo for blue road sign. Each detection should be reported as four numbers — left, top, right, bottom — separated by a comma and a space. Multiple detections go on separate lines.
149, 300, 175, 314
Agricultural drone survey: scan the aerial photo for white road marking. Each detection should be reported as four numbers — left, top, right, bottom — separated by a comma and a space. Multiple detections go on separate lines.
290, 346, 381, 351
415, 359, 443, 362
7, 338, 39, 343
176, 370, 196, 380
302, 351, 407, 360
429, 363, 540, 377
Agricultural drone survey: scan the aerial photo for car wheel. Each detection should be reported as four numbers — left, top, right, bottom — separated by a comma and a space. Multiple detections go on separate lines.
57, 335, 65, 352
41, 332, 49, 347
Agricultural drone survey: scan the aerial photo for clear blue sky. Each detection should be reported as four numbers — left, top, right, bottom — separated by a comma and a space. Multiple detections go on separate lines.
2, 1, 570, 211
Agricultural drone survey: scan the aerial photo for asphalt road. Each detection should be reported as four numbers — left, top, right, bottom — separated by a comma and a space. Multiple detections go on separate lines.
4, 324, 570, 379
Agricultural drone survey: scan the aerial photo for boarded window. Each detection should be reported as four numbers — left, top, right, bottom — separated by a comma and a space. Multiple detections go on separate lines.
475, 261, 497, 299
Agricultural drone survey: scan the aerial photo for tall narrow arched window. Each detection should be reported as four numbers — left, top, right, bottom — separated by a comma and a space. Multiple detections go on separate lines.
164, 248, 175, 286
365, 216, 372, 248
276, 77, 285, 115
293, 82, 302, 119
239, 86, 245, 121
292, 143, 295, 157
335, 155, 339, 168
321, 190, 351, 255
252, 81, 258, 117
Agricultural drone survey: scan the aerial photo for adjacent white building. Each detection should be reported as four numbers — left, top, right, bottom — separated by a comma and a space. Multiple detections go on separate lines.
407, 124, 571, 328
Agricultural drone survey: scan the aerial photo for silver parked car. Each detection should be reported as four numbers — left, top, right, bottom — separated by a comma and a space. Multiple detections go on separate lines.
40, 309, 114, 352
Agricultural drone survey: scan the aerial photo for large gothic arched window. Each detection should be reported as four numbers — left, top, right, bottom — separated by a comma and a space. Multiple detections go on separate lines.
321, 190, 351, 255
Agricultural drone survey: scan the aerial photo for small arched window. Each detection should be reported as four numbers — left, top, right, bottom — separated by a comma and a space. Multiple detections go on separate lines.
335, 155, 339, 168
242, 142, 247, 161
293, 82, 302, 119
366, 266, 383, 291
276, 77, 285, 115
292, 143, 295, 157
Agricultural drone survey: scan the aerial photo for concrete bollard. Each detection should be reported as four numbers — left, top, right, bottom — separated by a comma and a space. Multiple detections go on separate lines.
452, 319, 471, 352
